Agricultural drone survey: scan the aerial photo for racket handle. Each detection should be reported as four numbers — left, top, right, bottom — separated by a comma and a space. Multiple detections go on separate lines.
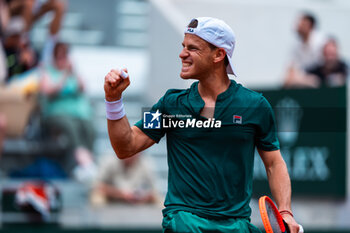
120, 70, 129, 79
283, 220, 290, 233
298, 224, 304, 233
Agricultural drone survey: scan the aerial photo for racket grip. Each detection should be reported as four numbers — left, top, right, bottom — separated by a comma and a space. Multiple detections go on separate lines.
120, 70, 129, 79
298, 224, 304, 233
283, 220, 290, 233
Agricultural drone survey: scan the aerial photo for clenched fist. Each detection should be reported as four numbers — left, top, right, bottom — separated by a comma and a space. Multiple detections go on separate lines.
104, 68, 130, 101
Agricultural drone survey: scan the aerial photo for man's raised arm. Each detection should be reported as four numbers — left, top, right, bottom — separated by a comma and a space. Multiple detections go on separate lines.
104, 68, 155, 159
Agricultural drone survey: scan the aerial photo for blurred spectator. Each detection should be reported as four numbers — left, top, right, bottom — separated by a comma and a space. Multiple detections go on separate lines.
0, 44, 6, 82
284, 12, 327, 88
6, 0, 66, 65
0, 0, 9, 162
0, 113, 6, 159
0, 0, 10, 83
3, 16, 38, 82
6, 0, 65, 35
39, 41, 96, 182
0, 42, 7, 83
306, 37, 348, 87
91, 153, 159, 206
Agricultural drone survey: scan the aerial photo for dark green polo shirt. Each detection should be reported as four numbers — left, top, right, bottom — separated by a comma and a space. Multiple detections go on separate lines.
135, 80, 279, 219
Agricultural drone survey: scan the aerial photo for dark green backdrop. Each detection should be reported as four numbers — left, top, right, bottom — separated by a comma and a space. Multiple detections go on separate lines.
253, 86, 346, 197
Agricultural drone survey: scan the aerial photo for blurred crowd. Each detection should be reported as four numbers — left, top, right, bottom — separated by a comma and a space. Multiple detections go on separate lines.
0, 0, 161, 215
0, 0, 98, 183
284, 12, 348, 88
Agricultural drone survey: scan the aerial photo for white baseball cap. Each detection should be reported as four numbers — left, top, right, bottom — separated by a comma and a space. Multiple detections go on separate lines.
184, 17, 236, 76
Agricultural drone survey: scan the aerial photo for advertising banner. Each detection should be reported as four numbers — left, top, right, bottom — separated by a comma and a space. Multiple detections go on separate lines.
253, 87, 346, 197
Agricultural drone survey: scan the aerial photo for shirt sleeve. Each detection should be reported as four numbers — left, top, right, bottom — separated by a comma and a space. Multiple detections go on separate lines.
134, 95, 167, 143
255, 96, 280, 151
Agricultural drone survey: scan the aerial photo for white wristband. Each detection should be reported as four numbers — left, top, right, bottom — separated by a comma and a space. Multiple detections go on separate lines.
105, 98, 125, 120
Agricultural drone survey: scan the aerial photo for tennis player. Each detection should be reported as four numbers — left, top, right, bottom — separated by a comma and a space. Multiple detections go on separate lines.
104, 17, 300, 233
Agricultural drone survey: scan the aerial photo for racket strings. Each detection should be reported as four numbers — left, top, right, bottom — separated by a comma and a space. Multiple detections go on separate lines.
266, 202, 283, 233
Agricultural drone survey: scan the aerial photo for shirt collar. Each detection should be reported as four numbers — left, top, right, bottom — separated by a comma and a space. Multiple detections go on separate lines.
188, 79, 238, 115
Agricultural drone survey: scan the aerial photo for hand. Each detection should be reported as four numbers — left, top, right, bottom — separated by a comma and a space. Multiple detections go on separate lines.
130, 192, 156, 204
282, 212, 301, 233
104, 68, 130, 101
121, 191, 138, 204
20, 48, 36, 67
65, 60, 73, 74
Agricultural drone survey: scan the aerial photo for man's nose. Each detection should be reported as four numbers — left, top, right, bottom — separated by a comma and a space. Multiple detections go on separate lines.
179, 48, 188, 59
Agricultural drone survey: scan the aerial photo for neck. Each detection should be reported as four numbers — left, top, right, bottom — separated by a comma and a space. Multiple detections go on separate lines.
198, 72, 230, 101
302, 31, 312, 43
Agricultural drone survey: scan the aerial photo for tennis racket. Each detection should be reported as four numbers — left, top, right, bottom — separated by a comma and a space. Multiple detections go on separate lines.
259, 196, 303, 233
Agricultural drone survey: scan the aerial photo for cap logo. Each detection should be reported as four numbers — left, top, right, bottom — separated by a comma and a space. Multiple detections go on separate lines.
187, 28, 194, 33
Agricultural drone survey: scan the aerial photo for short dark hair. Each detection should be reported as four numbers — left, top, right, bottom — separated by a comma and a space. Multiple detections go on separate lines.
303, 12, 317, 29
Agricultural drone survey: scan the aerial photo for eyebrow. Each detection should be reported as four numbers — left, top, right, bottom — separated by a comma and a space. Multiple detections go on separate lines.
187, 44, 199, 50
182, 42, 200, 49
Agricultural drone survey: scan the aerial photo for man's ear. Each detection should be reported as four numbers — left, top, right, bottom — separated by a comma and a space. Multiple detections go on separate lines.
213, 48, 226, 64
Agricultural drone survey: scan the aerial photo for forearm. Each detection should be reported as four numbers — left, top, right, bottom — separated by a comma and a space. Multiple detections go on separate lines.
104, 68, 155, 159
107, 117, 137, 159
266, 159, 292, 211
260, 149, 300, 232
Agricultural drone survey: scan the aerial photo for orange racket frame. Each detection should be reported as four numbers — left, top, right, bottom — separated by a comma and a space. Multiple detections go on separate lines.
259, 195, 287, 233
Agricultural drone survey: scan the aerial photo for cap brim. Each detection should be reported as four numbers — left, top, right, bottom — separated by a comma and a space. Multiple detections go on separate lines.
226, 55, 236, 76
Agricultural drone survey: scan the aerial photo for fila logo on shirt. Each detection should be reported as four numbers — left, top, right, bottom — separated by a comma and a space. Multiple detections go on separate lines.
233, 115, 242, 124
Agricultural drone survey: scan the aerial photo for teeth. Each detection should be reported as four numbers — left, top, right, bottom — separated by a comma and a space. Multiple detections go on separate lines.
183, 63, 191, 67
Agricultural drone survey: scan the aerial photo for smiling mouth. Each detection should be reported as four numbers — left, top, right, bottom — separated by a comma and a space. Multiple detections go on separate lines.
182, 62, 192, 71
